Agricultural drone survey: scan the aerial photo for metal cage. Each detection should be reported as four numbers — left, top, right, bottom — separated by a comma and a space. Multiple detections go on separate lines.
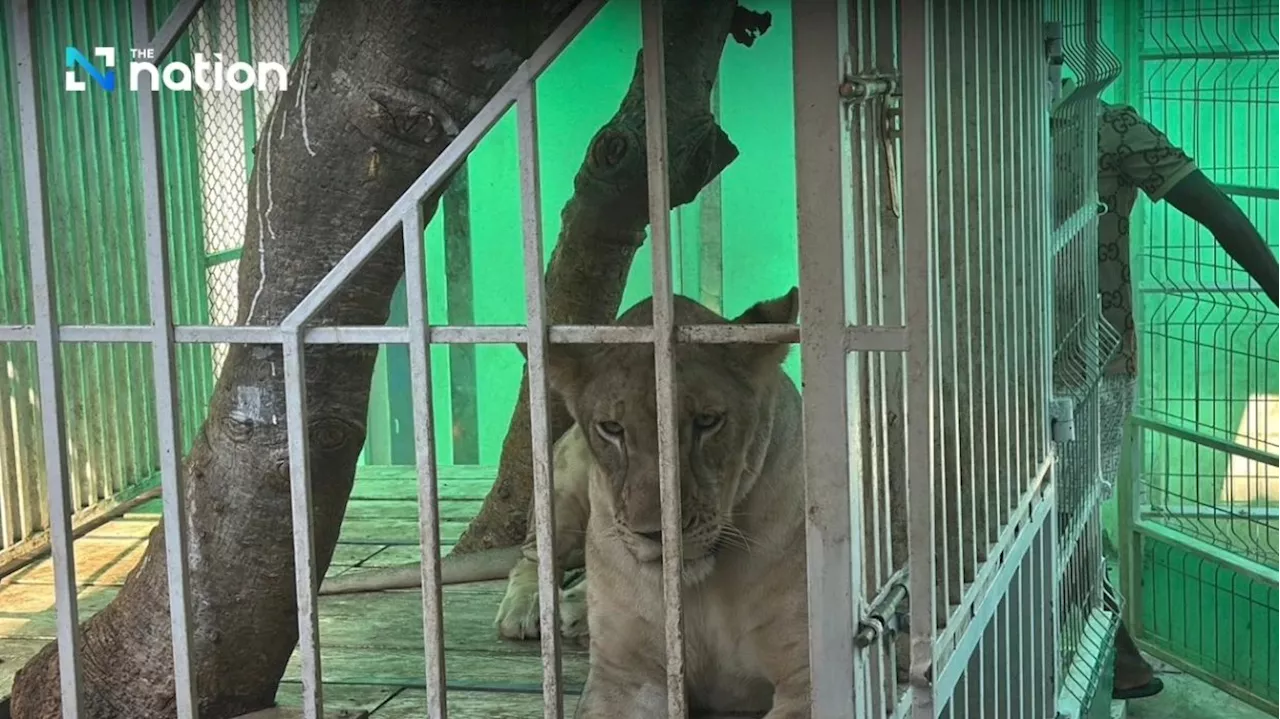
1, 0, 1164, 717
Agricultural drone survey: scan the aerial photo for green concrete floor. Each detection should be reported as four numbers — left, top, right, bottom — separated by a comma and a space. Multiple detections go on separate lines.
1123, 657, 1270, 719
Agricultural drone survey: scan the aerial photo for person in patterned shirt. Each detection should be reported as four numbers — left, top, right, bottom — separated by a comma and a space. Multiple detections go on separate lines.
1056, 76, 1278, 702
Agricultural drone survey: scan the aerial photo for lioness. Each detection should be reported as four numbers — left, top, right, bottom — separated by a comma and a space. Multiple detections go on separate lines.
547, 288, 809, 719
320, 288, 811, 716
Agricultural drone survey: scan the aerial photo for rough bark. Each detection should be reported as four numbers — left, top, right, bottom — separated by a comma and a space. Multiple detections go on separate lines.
453, 0, 763, 554
9, 1, 578, 717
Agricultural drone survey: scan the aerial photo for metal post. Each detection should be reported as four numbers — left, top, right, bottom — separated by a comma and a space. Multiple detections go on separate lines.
638, 2, 687, 716
792, 0, 858, 716
402, 202, 449, 719
517, 77, 567, 718
282, 330, 324, 718
145, 0, 210, 61
131, 0, 200, 715
10, 1, 84, 714
899, 0, 939, 716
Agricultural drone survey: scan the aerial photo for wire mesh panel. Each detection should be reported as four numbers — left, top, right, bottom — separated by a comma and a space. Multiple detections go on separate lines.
1112, 0, 1280, 713
1130, 0, 1279, 572
1042, 0, 1130, 712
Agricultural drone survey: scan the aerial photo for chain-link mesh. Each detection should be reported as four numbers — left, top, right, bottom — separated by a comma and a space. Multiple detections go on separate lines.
191, 0, 296, 377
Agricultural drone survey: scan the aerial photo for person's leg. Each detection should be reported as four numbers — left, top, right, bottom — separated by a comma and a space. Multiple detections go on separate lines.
1100, 373, 1163, 699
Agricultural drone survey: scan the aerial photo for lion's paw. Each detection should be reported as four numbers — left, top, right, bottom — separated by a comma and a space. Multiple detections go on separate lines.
560, 580, 589, 644
495, 580, 542, 640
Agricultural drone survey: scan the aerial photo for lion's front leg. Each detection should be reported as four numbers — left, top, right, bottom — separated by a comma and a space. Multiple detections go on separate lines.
574, 664, 667, 719
762, 666, 810, 719
494, 555, 544, 639
494, 561, 590, 642
495, 424, 593, 640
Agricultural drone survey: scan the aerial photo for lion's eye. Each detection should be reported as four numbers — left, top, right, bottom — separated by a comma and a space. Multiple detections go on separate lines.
596, 420, 625, 439
693, 412, 723, 432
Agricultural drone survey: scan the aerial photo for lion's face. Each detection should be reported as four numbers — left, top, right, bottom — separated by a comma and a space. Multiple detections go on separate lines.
547, 289, 799, 584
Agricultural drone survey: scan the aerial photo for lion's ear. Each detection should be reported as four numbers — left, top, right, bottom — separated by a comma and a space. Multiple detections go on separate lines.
732, 286, 800, 326
731, 287, 799, 375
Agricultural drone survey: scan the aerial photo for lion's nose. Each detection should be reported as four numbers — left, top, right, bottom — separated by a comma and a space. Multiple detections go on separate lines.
637, 530, 663, 545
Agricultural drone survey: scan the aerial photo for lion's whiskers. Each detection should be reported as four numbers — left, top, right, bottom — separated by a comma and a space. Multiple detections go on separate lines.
717, 523, 761, 555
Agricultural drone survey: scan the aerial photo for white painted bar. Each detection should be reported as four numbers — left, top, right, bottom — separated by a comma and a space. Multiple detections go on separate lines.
11, 1, 84, 715
899, 0, 939, 716
132, 0, 200, 712
516, 78, 567, 719
401, 202, 449, 718
792, 0, 857, 715
638, 1, 687, 716
281, 331, 324, 718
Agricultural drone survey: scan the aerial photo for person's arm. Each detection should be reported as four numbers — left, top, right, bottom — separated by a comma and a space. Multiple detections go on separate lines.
1162, 172, 1278, 306
1107, 104, 1279, 306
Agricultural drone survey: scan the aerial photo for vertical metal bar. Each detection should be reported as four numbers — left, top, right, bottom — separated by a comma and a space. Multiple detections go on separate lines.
697, 79, 724, 315
793, 0, 856, 715
282, 330, 323, 718
638, 2, 686, 715
131, 1, 199, 715
11, 1, 84, 715
900, 0, 937, 715
442, 168, 480, 465
403, 202, 448, 719
1116, 417, 1141, 634
517, 79, 566, 719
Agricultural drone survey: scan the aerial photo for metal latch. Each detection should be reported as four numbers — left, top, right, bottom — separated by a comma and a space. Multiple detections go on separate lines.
882, 101, 902, 218
839, 73, 901, 103
838, 55, 904, 218
1050, 396, 1076, 442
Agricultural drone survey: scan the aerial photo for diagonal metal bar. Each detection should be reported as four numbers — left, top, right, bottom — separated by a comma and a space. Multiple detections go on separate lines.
145, 0, 210, 63
280, 0, 608, 332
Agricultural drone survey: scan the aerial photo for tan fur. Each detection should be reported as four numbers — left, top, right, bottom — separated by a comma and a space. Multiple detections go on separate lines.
493, 422, 593, 642
526, 287, 811, 719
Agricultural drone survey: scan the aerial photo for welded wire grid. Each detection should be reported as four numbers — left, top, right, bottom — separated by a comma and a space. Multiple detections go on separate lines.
1132, 0, 1279, 563
192, 0, 294, 377
1134, 501, 1280, 707
1044, 0, 1130, 708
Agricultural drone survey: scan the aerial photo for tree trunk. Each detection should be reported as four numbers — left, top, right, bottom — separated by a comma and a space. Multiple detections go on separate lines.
9, 1, 578, 717
453, 0, 759, 554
